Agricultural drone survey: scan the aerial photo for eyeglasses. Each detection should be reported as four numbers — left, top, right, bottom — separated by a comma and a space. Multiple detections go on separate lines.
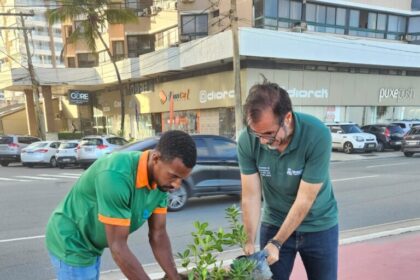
248, 119, 284, 145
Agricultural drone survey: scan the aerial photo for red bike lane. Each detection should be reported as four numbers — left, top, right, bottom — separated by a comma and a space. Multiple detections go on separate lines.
291, 231, 420, 279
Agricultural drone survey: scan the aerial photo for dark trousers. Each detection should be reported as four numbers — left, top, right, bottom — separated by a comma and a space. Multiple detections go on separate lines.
260, 223, 338, 280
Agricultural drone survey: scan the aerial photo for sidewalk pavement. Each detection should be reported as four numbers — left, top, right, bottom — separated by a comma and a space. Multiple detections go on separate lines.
101, 218, 420, 280
330, 150, 403, 162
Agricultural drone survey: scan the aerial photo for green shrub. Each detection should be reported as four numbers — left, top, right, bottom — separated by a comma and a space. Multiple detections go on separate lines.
57, 131, 83, 140
176, 205, 256, 280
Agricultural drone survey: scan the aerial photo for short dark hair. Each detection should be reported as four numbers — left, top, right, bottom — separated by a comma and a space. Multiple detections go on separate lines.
244, 80, 292, 125
156, 130, 197, 168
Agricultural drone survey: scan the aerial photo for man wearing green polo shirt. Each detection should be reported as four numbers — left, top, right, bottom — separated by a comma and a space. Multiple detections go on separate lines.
238, 81, 338, 280
46, 130, 196, 280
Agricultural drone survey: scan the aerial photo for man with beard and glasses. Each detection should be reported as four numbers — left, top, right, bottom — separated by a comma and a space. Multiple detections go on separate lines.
237, 80, 338, 280
46, 130, 196, 280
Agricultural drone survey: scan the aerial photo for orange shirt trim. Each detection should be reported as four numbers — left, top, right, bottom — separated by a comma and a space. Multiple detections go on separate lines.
153, 208, 167, 214
98, 214, 130, 227
136, 150, 157, 190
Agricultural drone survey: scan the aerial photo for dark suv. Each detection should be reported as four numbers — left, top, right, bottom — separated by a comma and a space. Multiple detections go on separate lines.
361, 124, 405, 152
114, 134, 241, 211
0, 135, 41, 166
401, 125, 420, 157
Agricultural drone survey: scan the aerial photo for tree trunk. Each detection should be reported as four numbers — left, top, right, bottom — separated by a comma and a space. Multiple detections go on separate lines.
96, 31, 125, 136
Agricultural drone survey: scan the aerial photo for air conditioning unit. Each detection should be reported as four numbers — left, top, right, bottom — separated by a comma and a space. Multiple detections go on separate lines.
291, 21, 307, 33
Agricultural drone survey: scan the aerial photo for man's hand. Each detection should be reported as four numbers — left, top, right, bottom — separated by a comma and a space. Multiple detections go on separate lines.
244, 240, 256, 256
264, 242, 280, 265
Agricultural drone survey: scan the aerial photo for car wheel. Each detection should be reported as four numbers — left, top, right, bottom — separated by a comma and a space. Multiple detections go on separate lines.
343, 142, 353, 154
376, 141, 385, 152
0, 161, 9, 167
167, 185, 188, 212
404, 152, 414, 157
50, 157, 57, 168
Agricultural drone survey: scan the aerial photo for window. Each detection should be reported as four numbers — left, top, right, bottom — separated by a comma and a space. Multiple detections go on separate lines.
377, 14, 387, 31
211, 138, 237, 159
127, 35, 155, 57
336, 8, 346, 26
77, 53, 98, 68
64, 25, 72, 38
67, 57, 76, 68
349, 10, 359, 27
193, 138, 209, 157
181, 14, 208, 40
112, 41, 125, 61
74, 21, 86, 33
408, 17, 420, 33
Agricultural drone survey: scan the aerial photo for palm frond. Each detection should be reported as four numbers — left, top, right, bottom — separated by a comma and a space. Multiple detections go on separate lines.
83, 22, 98, 51
105, 8, 138, 24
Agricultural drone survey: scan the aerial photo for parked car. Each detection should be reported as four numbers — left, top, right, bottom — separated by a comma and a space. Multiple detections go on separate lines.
325, 123, 377, 154
401, 125, 420, 157
391, 120, 420, 135
21, 141, 61, 167
77, 135, 128, 168
114, 134, 241, 211
0, 135, 41, 166
56, 140, 80, 169
361, 124, 404, 152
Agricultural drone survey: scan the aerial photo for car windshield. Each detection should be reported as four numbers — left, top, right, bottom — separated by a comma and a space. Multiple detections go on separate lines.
59, 142, 78, 149
408, 127, 420, 135
81, 138, 103, 146
114, 138, 158, 152
341, 125, 363, 133
388, 126, 404, 134
0, 136, 13, 144
27, 142, 47, 149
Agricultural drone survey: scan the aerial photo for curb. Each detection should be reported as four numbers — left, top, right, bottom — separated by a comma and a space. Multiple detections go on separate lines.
101, 218, 420, 280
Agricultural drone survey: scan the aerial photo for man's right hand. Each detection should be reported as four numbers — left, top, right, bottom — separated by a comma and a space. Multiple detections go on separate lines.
244, 241, 256, 255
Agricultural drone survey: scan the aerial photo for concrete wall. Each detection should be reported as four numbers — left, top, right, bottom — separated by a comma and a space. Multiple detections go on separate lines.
1, 109, 28, 135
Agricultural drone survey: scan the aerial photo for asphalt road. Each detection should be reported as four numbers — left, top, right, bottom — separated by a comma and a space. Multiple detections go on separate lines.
0, 153, 419, 280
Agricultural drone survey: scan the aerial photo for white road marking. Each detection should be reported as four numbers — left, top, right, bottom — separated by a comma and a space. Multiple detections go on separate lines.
0, 235, 45, 243
60, 173, 82, 176
38, 174, 80, 179
0, 177, 30, 182
332, 175, 379, 182
15, 176, 58, 180
366, 162, 409, 169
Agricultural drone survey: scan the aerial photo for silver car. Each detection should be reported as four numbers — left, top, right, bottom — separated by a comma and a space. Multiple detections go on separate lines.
0, 135, 41, 166
77, 135, 128, 169
56, 140, 80, 169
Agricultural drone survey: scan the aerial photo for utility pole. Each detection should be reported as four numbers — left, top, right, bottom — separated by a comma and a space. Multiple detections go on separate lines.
0, 11, 45, 139
230, 0, 243, 140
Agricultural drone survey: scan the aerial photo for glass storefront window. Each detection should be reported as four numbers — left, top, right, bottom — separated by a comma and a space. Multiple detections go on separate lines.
278, 0, 290, 18
306, 3, 316, 22
265, 0, 278, 18
336, 8, 346, 26
290, 1, 301, 20
219, 107, 235, 138
162, 110, 198, 134
377, 13, 387, 31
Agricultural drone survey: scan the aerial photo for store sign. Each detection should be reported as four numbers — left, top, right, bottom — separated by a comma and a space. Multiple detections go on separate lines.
129, 80, 154, 95
68, 91, 90, 105
199, 90, 235, 104
159, 90, 190, 104
378, 88, 415, 103
287, 88, 329, 99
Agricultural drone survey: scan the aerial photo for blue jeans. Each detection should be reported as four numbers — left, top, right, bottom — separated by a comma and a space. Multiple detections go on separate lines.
260, 223, 338, 280
49, 253, 101, 280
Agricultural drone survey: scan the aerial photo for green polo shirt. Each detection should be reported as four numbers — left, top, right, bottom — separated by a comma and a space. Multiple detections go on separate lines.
46, 150, 168, 266
238, 112, 338, 232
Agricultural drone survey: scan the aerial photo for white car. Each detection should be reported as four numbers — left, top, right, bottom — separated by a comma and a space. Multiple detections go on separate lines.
325, 123, 377, 154
21, 141, 61, 167
56, 140, 79, 169
77, 135, 128, 169
391, 121, 420, 135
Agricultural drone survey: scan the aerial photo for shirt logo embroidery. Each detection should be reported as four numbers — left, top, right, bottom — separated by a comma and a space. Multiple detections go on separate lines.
258, 166, 271, 177
142, 209, 150, 219
287, 168, 303, 176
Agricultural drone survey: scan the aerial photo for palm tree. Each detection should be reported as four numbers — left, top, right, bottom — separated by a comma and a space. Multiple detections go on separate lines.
46, 0, 138, 136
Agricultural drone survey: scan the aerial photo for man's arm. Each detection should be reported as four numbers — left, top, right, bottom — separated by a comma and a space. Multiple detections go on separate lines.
241, 173, 262, 255
148, 213, 180, 280
105, 224, 150, 280
264, 180, 322, 265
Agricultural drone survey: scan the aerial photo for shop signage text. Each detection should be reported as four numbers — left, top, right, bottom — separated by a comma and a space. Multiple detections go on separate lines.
287, 88, 329, 99
199, 90, 235, 104
68, 90, 90, 105
129, 80, 154, 95
378, 88, 415, 103
159, 90, 190, 104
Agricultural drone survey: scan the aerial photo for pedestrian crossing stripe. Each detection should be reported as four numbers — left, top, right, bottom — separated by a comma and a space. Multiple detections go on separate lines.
39, 174, 80, 179
15, 176, 58, 180
0, 177, 30, 182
